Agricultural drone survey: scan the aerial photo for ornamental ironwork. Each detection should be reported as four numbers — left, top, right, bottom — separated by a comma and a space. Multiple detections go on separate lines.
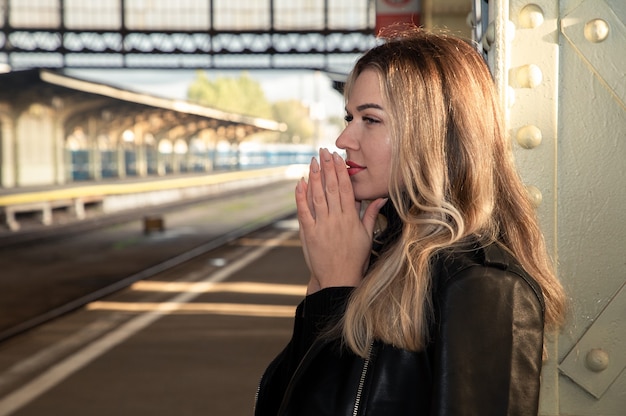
0, 0, 378, 70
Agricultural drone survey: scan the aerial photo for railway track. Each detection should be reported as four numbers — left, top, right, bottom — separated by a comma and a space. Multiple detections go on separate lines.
0, 181, 297, 343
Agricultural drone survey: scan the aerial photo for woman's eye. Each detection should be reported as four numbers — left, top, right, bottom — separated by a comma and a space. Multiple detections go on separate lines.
344, 114, 380, 125
363, 117, 380, 125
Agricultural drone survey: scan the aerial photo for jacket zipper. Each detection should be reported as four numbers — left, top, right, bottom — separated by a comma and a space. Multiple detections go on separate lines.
352, 342, 374, 416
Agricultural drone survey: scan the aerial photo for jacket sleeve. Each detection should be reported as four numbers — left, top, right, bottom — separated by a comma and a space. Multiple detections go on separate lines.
255, 287, 354, 415
431, 266, 545, 416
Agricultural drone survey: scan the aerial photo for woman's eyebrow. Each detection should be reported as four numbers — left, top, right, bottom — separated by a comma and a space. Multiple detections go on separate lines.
356, 103, 384, 112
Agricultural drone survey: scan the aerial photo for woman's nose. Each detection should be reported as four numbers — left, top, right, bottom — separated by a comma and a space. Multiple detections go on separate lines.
335, 126, 355, 150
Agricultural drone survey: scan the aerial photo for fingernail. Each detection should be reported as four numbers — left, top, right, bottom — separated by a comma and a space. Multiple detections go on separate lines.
332, 152, 343, 164
321, 148, 331, 162
296, 178, 304, 193
311, 157, 319, 173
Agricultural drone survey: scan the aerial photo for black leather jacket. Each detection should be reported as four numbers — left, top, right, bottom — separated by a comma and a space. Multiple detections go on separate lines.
255, 242, 545, 415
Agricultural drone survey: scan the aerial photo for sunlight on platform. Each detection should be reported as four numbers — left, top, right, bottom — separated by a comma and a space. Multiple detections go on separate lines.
129, 281, 306, 296
86, 301, 297, 317
85, 281, 306, 317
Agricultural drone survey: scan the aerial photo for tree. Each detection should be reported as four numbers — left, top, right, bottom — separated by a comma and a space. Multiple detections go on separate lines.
272, 100, 315, 144
187, 71, 273, 118
187, 71, 317, 144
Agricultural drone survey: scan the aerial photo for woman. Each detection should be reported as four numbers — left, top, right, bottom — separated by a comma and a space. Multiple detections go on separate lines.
255, 27, 566, 415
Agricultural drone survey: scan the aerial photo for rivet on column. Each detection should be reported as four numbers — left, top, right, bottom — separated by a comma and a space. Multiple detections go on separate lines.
506, 86, 516, 108
482, 22, 496, 51
465, 12, 475, 29
584, 19, 610, 43
519, 4, 544, 29
585, 348, 609, 372
516, 125, 543, 149
515, 64, 543, 88
525, 185, 543, 208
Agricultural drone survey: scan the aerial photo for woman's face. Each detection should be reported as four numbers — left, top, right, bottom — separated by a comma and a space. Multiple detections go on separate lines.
336, 69, 393, 201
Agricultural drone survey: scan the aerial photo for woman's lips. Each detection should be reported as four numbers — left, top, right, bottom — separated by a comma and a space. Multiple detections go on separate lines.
346, 160, 365, 176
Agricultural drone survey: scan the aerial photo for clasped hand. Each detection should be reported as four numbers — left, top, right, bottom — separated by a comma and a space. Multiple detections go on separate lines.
296, 148, 387, 295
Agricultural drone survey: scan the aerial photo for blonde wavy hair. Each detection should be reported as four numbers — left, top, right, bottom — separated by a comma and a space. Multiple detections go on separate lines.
340, 28, 566, 357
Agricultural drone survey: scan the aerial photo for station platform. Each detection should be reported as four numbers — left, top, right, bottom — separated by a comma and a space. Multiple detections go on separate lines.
0, 214, 307, 416
0, 165, 305, 235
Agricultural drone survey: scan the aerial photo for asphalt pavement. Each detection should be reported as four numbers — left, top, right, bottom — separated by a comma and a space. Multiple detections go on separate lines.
0, 217, 308, 416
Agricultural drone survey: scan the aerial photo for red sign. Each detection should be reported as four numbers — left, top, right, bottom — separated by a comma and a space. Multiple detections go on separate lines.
376, 0, 421, 34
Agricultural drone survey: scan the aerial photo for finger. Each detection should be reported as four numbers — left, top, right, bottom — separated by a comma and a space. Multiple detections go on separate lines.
305, 176, 315, 219
320, 148, 342, 213
296, 182, 312, 268
362, 198, 389, 236
301, 172, 315, 219
298, 176, 310, 213
308, 155, 329, 217
296, 177, 315, 228
305, 156, 320, 217
332, 151, 356, 212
